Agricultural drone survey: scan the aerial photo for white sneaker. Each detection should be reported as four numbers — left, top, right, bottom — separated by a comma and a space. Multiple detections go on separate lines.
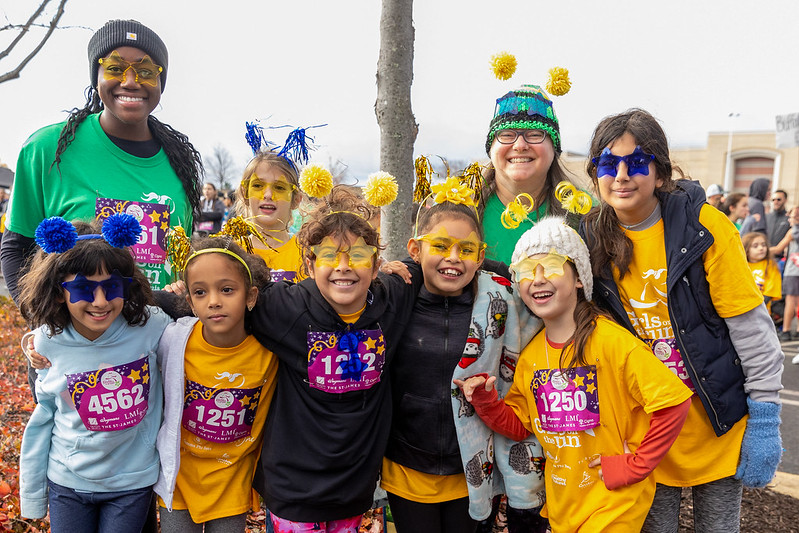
793, 352, 799, 365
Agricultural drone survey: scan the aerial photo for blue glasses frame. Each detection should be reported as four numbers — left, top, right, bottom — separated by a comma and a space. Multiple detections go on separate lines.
592, 146, 655, 178
61, 271, 133, 304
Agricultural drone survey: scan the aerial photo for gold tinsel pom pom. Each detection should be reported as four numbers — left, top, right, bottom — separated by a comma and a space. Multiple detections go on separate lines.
546, 66, 571, 96
215, 216, 265, 254
414, 156, 434, 203
490, 52, 517, 81
166, 226, 192, 274
363, 171, 398, 207
299, 164, 334, 198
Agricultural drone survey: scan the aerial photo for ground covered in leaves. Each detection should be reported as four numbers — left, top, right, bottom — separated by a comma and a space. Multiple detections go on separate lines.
0, 297, 796, 532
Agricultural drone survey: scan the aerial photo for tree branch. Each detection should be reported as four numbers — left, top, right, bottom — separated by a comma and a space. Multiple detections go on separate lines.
0, 0, 67, 84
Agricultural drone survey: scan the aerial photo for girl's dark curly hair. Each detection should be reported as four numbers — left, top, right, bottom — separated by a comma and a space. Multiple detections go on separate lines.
52, 86, 204, 218
183, 237, 270, 334
296, 185, 384, 277
18, 219, 153, 336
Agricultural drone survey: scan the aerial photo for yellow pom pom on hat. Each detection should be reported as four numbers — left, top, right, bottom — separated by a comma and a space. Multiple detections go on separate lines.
490, 51, 517, 81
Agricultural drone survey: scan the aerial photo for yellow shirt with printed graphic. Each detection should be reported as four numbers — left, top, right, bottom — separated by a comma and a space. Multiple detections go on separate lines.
253, 234, 306, 283
615, 204, 762, 486
748, 258, 782, 307
504, 317, 691, 532
166, 323, 278, 522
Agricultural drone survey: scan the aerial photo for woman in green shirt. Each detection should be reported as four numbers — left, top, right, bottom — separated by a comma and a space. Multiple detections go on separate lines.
479, 84, 577, 264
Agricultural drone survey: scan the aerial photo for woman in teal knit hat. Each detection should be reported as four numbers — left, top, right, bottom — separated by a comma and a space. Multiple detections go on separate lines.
479, 85, 578, 264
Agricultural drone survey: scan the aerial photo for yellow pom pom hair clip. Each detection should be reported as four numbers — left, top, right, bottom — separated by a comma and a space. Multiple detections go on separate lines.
501, 193, 535, 229
363, 171, 398, 207
545, 66, 571, 96
490, 51, 517, 81
299, 164, 334, 199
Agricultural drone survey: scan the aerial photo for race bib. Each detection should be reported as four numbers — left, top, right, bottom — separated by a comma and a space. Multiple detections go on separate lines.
96, 198, 170, 265
307, 329, 385, 393
650, 338, 696, 392
183, 381, 263, 443
270, 270, 297, 283
532, 366, 599, 432
67, 356, 151, 432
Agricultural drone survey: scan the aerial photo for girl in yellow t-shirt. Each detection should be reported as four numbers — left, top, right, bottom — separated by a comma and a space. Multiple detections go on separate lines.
742, 232, 782, 311
580, 109, 784, 532
234, 150, 305, 282
456, 217, 692, 532
155, 235, 279, 531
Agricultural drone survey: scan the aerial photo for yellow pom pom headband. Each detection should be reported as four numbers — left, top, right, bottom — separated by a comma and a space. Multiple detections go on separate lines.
299, 165, 398, 227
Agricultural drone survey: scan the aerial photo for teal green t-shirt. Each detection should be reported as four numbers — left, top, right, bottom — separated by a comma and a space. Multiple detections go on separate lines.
482, 193, 549, 264
7, 113, 193, 289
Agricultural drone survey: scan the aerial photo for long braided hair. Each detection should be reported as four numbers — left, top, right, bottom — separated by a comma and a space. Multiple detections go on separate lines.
52, 86, 204, 218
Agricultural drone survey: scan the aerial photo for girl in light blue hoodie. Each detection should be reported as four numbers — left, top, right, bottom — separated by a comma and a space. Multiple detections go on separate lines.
17, 215, 171, 533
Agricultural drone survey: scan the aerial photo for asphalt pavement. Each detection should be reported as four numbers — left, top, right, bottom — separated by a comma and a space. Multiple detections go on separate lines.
777, 339, 799, 476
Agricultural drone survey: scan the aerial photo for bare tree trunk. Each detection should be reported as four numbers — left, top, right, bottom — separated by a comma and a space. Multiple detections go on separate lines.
375, 0, 417, 260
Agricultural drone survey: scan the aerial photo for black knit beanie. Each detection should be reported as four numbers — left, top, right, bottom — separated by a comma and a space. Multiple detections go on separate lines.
88, 19, 168, 92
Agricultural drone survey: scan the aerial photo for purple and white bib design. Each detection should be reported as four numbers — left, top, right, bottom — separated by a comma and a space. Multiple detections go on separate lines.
532, 365, 599, 432
67, 356, 151, 432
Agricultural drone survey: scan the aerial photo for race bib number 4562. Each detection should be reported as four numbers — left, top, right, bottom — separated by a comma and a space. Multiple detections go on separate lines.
67, 356, 151, 432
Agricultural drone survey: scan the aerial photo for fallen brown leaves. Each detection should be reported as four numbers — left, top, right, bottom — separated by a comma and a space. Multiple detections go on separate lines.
0, 297, 47, 532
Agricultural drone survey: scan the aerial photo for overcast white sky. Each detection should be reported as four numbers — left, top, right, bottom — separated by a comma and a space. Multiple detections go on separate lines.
2, 0, 799, 183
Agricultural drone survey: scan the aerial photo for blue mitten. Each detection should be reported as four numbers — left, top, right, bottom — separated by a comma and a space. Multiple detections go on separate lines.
735, 397, 782, 487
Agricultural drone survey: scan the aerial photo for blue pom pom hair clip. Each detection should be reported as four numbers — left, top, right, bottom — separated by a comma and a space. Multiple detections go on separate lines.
35, 213, 142, 253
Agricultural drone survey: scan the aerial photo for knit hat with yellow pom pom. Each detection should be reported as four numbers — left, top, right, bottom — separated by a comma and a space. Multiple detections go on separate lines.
486, 84, 560, 154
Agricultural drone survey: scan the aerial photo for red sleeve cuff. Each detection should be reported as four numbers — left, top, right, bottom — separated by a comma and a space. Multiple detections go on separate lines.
601, 398, 691, 490
469, 376, 531, 442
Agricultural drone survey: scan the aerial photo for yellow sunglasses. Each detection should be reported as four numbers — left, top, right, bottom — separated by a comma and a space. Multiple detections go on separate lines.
312, 236, 377, 269
98, 50, 162, 87
510, 253, 571, 283
246, 174, 296, 202
415, 228, 486, 262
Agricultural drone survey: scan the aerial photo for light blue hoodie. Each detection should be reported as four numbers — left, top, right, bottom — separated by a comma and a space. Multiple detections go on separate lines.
19, 307, 171, 519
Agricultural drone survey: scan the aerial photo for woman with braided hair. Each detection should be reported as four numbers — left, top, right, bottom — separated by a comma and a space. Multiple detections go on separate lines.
1, 19, 202, 302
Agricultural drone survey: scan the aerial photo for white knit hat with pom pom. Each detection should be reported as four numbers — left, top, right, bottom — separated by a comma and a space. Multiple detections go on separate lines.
510, 216, 593, 300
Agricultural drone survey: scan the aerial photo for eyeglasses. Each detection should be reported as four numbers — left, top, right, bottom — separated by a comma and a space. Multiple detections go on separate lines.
415, 230, 486, 262
772, 197, 785, 202
510, 253, 571, 283
312, 236, 377, 269
592, 146, 655, 178
246, 174, 296, 202
494, 129, 548, 145
61, 271, 132, 304
98, 50, 163, 87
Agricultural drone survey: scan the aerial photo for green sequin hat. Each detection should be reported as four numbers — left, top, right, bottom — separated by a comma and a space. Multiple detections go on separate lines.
485, 84, 560, 154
